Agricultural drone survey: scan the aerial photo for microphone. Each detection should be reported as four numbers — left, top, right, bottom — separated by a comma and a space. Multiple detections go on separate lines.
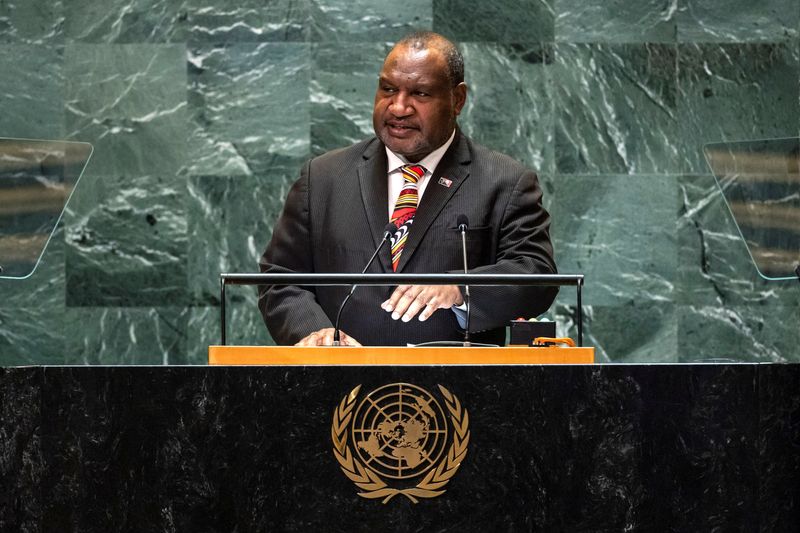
413, 215, 496, 348
456, 214, 471, 346
332, 222, 397, 345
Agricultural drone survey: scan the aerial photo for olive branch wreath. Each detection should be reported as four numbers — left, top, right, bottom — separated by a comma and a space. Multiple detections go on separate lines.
331, 384, 470, 504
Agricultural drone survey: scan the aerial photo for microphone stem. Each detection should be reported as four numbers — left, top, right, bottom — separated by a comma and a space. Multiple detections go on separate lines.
460, 228, 471, 345
332, 286, 357, 346
333, 231, 392, 345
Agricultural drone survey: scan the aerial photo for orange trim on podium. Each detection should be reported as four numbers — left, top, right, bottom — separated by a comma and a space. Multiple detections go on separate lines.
208, 345, 594, 365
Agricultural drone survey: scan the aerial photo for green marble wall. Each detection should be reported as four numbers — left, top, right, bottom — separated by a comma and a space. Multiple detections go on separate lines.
1, 0, 798, 364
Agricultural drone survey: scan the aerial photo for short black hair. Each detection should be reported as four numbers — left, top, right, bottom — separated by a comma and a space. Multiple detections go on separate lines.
395, 31, 464, 87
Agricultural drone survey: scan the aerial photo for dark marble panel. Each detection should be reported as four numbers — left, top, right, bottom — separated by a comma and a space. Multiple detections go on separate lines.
678, 43, 800, 174
62, 307, 188, 365
187, 170, 297, 306
63, 43, 188, 178
0, 307, 65, 365
0, 0, 62, 44
0, 367, 41, 533
553, 302, 678, 362
64, 172, 189, 306
39, 367, 296, 532
61, 44, 188, 308
677, 174, 800, 308
460, 43, 553, 173
554, 43, 680, 174
555, 0, 677, 43
310, 42, 387, 156
187, 43, 310, 177
186, 304, 274, 364
309, 0, 432, 42
549, 174, 678, 306
186, 168, 293, 357
677, 0, 799, 42
677, 304, 800, 363
27, 365, 771, 531
632, 364, 759, 530
0, 45, 64, 139
758, 364, 800, 531
433, 0, 554, 43
460, 366, 648, 531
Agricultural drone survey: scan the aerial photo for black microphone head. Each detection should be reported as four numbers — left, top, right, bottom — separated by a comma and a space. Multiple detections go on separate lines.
456, 214, 469, 230
384, 222, 398, 238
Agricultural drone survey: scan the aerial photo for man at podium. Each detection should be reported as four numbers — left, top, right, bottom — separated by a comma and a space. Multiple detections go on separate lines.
258, 31, 556, 347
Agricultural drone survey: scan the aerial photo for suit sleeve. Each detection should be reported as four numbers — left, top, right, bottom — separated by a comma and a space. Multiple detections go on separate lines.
465, 168, 558, 332
258, 160, 334, 344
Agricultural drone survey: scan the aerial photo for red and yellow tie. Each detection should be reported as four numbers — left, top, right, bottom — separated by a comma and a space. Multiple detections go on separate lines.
389, 164, 425, 271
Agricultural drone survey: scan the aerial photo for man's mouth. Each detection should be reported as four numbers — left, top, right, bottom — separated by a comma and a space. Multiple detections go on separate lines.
386, 122, 418, 135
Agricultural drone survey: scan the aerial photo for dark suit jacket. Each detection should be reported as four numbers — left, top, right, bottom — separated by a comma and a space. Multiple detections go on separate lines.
258, 131, 557, 346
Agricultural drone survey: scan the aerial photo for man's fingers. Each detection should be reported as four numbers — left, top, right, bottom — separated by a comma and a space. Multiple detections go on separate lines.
381, 284, 412, 313
294, 328, 361, 346
394, 287, 421, 319
416, 291, 448, 321
382, 285, 462, 322
418, 300, 440, 321
397, 286, 436, 322
295, 331, 318, 346
384, 285, 424, 319
340, 332, 362, 347
400, 296, 428, 322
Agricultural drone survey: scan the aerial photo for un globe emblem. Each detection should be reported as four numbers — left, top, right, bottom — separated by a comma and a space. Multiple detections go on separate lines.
332, 383, 470, 504
352, 383, 448, 480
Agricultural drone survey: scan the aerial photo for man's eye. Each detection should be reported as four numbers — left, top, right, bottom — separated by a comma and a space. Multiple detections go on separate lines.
382, 87, 397, 93
414, 91, 429, 97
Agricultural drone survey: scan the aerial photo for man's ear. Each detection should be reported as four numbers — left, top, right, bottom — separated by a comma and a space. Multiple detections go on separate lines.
453, 82, 467, 116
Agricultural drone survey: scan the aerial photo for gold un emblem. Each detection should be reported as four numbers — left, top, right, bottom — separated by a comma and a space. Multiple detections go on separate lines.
331, 383, 470, 504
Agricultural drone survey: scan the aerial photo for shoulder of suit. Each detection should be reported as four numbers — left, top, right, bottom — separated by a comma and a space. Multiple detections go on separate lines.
464, 135, 537, 178
308, 137, 380, 168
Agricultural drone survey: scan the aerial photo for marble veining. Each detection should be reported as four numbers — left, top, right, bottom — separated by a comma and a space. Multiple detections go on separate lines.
1, 1, 799, 363
554, 43, 680, 174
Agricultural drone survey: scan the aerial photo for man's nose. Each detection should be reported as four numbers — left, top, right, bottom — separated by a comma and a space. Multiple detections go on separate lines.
389, 92, 413, 116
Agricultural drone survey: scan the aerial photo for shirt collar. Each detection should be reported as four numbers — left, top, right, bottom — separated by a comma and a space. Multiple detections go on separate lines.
385, 129, 456, 175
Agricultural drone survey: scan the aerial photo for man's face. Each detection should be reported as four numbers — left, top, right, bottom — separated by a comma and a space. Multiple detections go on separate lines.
373, 44, 467, 162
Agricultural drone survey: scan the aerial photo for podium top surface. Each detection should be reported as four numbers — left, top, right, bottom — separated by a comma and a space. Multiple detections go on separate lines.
208, 345, 595, 366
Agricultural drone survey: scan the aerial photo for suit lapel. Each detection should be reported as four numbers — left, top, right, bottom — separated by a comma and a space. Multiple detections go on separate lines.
357, 139, 392, 271
396, 132, 472, 272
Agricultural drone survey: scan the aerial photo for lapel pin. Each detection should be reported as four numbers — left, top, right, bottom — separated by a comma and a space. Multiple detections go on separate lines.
438, 176, 453, 188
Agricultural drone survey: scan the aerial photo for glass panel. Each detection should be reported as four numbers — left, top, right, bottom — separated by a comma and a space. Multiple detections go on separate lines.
0, 138, 93, 279
704, 137, 800, 281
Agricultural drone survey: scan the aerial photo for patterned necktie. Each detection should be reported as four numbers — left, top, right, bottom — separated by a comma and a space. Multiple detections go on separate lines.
390, 164, 425, 271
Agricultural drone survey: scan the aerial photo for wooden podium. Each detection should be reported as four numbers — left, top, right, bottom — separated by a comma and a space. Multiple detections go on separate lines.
208, 345, 595, 365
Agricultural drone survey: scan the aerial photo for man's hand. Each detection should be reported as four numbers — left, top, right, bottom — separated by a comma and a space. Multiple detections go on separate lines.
295, 328, 362, 346
381, 285, 464, 322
